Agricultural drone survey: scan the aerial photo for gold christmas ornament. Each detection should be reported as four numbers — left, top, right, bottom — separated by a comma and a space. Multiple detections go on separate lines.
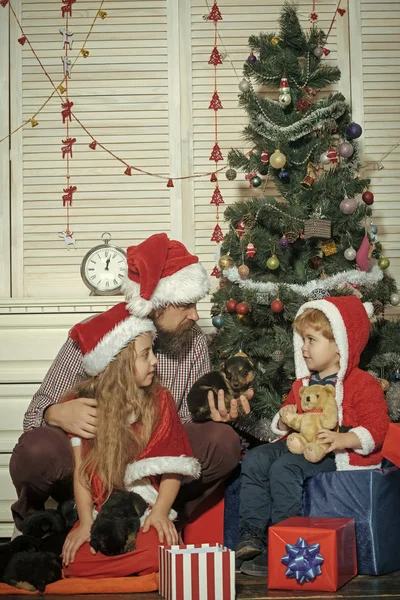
266, 254, 280, 270
270, 149, 287, 169
80, 49, 90, 58
237, 314, 250, 325
271, 37, 280, 46
238, 264, 250, 279
321, 239, 337, 256
30, 118, 39, 127
58, 85, 67, 94
98, 10, 107, 19
218, 254, 234, 270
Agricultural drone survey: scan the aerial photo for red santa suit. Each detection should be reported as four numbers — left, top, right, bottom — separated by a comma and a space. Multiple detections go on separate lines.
270, 296, 391, 470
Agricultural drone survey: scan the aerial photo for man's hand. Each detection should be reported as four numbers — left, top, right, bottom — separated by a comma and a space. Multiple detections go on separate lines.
208, 389, 253, 423
44, 398, 98, 438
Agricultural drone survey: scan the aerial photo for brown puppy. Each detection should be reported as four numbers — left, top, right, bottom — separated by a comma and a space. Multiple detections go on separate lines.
187, 353, 255, 422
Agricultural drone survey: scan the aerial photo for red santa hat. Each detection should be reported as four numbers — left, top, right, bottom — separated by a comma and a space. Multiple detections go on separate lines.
70, 302, 156, 376
122, 233, 210, 317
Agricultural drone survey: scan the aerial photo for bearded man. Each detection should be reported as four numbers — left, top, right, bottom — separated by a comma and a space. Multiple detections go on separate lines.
9, 234, 250, 535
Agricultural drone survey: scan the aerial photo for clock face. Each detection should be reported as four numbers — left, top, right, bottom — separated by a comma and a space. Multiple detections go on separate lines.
82, 245, 127, 294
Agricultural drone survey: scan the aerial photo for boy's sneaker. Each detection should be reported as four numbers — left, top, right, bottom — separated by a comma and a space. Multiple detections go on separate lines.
235, 526, 265, 561
240, 548, 268, 577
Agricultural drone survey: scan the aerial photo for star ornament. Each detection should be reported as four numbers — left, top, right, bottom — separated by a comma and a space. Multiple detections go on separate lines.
309, 11, 319, 22
281, 537, 324, 584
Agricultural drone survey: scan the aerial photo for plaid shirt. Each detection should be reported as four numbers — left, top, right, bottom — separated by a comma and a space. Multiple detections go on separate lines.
23, 324, 211, 431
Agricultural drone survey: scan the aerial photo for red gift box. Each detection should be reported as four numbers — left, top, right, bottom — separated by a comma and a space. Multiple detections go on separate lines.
159, 543, 235, 600
268, 517, 357, 591
382, 423, 400, 467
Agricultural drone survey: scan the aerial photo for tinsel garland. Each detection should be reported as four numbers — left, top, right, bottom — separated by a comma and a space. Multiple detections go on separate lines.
218, 250, 384, 297
253, 98, 347, 142
386, 383, 400, 422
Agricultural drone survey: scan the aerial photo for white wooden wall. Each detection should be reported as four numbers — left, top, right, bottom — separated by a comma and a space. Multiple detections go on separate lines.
0, 0, 399, 534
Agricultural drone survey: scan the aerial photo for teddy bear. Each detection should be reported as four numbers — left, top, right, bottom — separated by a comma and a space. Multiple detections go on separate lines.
280, 384, 338, 463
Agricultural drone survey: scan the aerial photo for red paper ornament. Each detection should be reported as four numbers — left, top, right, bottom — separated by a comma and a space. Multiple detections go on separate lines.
226, 299, 238, 313
322, 47, 331, 56
261, 151, 269, 164
208, 47, 223, 66
337, 8, 346, 16
18, 36, 27, 45
309, 11, 318, 22
246, 242, 257, 258
61, 185, 77, 206
61, 137, 76, 159
0, 0, 9, 7
236, 302, 249, 315
61, 0, 76, 18
210, 173, 218, 182
211, 224, 224, 243
124, 166, 132, 176
209, 143, 223, 162
326, 147, 339, 163
211, 266, 221, 278
89, 140, 97, 150
61, 100, 74, 124
207, 2, 222, 21
211, 187, 224, 206
166, 178, 174, 188
245, 172, 257, 188
271, 299, 284, 313
237, 220, 245, 237
209, 92, 223, 111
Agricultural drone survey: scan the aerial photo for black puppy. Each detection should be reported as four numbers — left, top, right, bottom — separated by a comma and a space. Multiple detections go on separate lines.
3, 551, 62, 593
187, 353, 255, 422
22, 508, 67, 557
90, 491, 148, 556
0, 536, 41, 580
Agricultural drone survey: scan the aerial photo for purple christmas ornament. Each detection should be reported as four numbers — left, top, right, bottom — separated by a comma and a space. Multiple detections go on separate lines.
247, 53, 257, 63
338, 141, 354, 158
340, 197, 358, 214
346, 122, 363, 139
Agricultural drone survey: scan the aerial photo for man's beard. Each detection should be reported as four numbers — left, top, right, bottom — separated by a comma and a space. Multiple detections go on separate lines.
154, 322, 194, 357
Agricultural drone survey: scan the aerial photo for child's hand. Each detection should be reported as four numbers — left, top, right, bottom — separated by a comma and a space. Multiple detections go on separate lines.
62, 522, 93, 566
317, 429, 348, 452
142, 509, 179, 545
279, 405, 297, 424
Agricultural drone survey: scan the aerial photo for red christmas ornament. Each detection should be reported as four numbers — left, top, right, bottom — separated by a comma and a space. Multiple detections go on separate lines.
124, 166, 132, 176
208, 47, 223, 66
211, 223, 224, 243
246, 242, 257, 258
210, 172, 218, 182
61, 100, 73, 124
209, 92, 223, 111
211, 187, 224, 206
322, 47, 331, 56
237, 220, 245, 237
207, 2, 222, 21
337, 8, 346, 16
89, 140, 97, 150
327, 147, 339, 163
362, 190, 374, 205
166, 178, 174, 188
61, 0, 76, 18
261, 150, 269, 164
309, 11, 318, 22
0, 0, 9, 7
61, 137, 76, 159
18, 36, 27, 45
226, 299, 238, 313
236, 302, 249, 315
209, 143, 223, 162
211, 266, 221, 278
62, 185, 77, 206
271, 299, 284, 313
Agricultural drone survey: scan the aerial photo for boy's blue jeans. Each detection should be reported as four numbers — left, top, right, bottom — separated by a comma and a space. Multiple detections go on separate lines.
239, 440, 336, 536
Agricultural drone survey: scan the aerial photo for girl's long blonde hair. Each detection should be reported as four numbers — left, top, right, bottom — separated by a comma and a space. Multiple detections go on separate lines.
63, 339, 158, 502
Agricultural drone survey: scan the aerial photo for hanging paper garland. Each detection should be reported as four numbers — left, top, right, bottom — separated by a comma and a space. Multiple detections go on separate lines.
207, 1, 224, 276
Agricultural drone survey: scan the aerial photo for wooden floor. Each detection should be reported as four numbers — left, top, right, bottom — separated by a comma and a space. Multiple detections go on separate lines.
3, 570, 399, 599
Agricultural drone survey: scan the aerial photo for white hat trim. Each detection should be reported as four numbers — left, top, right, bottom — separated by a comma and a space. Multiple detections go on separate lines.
123, 262, 210, 317
124, 455, 201, 484
82, 315, 156, 376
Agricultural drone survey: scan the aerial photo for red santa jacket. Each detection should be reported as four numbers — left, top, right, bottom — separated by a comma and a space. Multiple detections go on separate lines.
271, 296, 391, 470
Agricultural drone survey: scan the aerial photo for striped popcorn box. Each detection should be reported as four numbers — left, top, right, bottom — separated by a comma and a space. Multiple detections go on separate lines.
159, 543, 235, 600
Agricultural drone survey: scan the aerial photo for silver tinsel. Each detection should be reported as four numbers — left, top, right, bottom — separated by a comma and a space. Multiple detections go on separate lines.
309, 289, 331, 300
234, 413, 273, 442
386, 383, 400, 422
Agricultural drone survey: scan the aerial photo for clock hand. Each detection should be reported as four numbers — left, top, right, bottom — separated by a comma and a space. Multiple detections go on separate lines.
105, 257, 111, 271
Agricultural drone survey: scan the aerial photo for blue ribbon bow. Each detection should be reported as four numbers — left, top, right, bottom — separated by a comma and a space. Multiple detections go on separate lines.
281, 537, 324, 584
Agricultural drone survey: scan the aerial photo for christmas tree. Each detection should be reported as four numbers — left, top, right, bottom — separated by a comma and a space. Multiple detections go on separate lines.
210, 3, 400, 439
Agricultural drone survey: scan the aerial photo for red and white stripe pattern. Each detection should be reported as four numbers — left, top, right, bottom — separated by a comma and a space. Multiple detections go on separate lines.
159, 543, 235, 600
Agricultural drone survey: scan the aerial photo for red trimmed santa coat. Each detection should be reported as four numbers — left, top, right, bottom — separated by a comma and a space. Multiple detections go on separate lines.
271, 296, 391, 470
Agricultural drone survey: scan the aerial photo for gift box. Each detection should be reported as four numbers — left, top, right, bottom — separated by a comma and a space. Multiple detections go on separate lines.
159, 543, 235, 600
382, 423, 400, 467
268, 516, 356, 591
304, 467, 400, 575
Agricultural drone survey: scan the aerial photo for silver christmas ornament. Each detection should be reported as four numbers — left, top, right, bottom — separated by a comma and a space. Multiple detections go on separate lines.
238, 79, 250, 93
390, 293, 400, 306
344, 247, 357, 261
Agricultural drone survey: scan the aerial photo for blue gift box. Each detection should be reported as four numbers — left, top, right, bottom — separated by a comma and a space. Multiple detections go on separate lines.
303, 466, 400, 575
224, 464, 400, 576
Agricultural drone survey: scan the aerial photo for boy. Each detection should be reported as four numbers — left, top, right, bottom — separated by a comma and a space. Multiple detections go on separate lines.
236, 296, 391, 576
